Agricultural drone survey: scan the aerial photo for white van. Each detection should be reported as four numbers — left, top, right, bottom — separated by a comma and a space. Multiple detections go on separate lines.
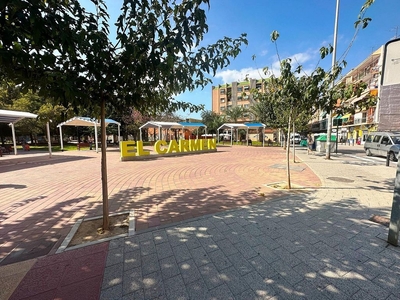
364, 132, 400, 161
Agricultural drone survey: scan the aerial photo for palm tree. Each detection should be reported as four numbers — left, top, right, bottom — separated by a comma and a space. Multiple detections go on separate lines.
225, 106, 247, 123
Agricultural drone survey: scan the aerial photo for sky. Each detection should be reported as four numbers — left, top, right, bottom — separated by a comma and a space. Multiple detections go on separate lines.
84, 0, 400, 120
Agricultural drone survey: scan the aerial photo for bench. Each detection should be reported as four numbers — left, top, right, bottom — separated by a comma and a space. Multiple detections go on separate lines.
0, 146, 12, 156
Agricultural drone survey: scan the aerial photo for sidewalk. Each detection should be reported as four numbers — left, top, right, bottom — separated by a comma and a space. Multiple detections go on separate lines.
1, 145, 400, 299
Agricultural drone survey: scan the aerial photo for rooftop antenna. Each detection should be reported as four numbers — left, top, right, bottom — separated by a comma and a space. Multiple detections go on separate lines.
391, 26, 398, 39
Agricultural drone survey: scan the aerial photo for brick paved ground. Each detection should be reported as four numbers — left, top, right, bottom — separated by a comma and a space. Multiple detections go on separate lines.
0, 145, 320, 265
2, 144, 400, 299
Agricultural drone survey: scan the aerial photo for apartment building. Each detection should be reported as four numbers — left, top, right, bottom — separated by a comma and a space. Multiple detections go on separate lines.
211, 78, 265, 121
310, 47, 382, 142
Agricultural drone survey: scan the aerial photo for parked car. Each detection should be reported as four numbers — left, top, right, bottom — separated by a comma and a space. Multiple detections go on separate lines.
364, 132, 400, 161
290, 133, 301, 144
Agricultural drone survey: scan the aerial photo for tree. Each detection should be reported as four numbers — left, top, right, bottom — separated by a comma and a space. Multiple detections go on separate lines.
1, 0, 248, 230
201, 110, 225, 134
225, 105, 247, 123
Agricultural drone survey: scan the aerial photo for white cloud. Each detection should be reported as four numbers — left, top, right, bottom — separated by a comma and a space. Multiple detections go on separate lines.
214, 67, 265, 83
214, 48, 321, 83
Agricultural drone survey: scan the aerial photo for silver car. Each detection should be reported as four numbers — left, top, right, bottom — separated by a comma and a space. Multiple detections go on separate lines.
364, 132, 400, 161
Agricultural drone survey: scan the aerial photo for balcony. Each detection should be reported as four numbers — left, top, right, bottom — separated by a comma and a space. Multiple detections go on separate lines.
353, 117, 367, 125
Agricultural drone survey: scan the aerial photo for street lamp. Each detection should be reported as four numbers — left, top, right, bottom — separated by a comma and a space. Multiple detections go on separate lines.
326, 0, 340, 159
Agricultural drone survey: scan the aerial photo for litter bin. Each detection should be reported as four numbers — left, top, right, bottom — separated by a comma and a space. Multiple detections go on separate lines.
315, 135, 336, 153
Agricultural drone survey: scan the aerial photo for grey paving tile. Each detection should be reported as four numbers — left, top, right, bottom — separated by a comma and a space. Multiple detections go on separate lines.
124, 237, 140, 253
156, 241, 174, 260
206, 227, 225, 242
351, 289, 377, 300
272, 246, 302, 268
109, 237, 124, 249
124, 249, 141, 271
105, 246, 124, 267
253, 244, 279, 264
160, 255, 180, 279
227, 252, 254, 276
135, 231, 154, 243
122, 288, 144, 300
153, 229, 168, 245
234, 241, 259, 259
209, 283, 235, 299
179, 259, 202, 285
249, 255, 277, 279
372, 271, 400, 298
235, 289, 259, 300
219, 266, 250, 295
122, 267, 143, 295
208, 248, 232, 271
142, 271, 165, 299
242, 223, 265, 237
139, 239, 156, 256
190, 246, 211, 267
100, 284, 123, 300
197, 235, 219, 253
271, 259, 303, 286
164, 275, 189, 300
243, 270, 277, 299
186, 279, 211, 300
172, 244, 192, 264
343, 271, 391, 300
102, 263, 124, 289
198, 262, 223, 290
214, 238, 239, 257
292, 279, 330, 300
141, 253, 160, 276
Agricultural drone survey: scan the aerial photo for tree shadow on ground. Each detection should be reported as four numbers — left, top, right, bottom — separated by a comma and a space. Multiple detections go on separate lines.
102, 194, 400, 299
0, 196, 91, 266
0, 155, 93, 173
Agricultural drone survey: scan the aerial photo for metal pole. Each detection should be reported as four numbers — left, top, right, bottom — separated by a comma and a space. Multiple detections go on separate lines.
46, 121, 52, 158
326, 0, 340, 159
388, 159, 400, 245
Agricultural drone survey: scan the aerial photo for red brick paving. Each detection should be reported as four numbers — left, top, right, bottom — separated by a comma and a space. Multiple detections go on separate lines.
8, 242, 108, 300
0, 146, 320, 264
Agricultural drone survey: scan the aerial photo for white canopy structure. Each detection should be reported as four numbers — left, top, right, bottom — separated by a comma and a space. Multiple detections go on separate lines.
139, 121, 207, 141
0, 109, 41, 155
57, 117, 121, 152
217, 123, 266, 146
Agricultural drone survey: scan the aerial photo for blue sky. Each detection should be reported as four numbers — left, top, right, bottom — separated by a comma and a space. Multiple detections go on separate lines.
85, 0, 400, 120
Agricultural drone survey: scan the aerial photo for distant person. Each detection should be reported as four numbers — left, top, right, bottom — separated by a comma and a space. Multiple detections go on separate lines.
307, 134, 314, 155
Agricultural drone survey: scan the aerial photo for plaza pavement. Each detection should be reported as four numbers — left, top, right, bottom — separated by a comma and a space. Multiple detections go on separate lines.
1, 144, 399, 299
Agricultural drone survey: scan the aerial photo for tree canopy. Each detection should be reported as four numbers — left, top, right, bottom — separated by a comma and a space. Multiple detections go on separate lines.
1, 0, 248, 229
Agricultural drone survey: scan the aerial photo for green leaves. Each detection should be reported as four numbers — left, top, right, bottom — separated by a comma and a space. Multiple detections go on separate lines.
270, 30, 279, 42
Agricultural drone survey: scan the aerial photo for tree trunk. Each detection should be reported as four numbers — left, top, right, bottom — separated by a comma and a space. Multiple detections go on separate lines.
286, 112, 292, 189
292, 122, 296, 163
100, 97, 110, 231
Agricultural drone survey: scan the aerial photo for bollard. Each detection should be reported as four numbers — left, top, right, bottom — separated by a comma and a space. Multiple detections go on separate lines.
386, 152, 390, 167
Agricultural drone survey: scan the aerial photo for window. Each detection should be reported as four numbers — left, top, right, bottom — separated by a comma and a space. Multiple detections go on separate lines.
237, 87, 243, 92
244, 86, 249, 91
381, 136, 391, 145
373, 135, 381, 143
237, 96, 243, 101
256, 83, 262, 90
244, 95, 249, 100
220, 89, 225, 94
221, 106, 225, 111
220, 98, 225, 103
366, 135, 374, 142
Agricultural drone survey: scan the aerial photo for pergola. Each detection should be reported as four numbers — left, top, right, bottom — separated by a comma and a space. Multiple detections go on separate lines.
0, 109, 42, 155
217, 122, 266, 146
57, 117, 121, 152
139, 121, 207, 141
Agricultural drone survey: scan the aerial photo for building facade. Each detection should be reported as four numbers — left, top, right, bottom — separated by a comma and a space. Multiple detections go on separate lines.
211, 79, 265, 121
310, 47, 382, 143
